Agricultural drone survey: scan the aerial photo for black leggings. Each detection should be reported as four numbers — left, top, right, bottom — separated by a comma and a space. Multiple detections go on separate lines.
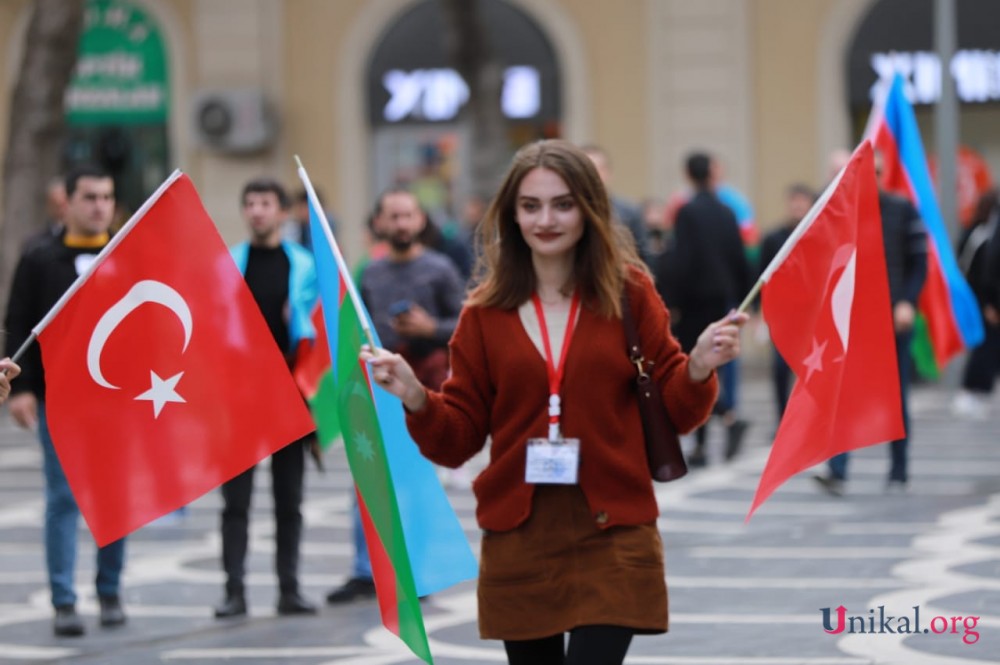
503, 625, 634, 665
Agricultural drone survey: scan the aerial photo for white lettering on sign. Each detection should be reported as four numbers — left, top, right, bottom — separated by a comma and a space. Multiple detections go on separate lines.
65, 85, 165, 111
383, 66, 541, 122
76, 52, 144, 79
870, 50, 1000, 104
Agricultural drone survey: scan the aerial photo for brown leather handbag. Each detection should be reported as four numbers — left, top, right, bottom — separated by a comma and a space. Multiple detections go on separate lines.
621, 294, 688, 482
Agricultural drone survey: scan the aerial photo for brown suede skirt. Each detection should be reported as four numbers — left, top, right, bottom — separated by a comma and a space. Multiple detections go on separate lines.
477, 485, 668, 640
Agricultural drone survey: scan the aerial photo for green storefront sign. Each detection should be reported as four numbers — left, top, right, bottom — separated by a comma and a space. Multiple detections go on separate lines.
66, 0, 168, 125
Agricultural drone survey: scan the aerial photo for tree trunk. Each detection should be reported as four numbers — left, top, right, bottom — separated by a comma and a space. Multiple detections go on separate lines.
0, 0, 84, 316
439, 0, 509, 200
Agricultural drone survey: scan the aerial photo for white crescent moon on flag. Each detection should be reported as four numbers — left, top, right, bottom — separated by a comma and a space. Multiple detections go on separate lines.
86, 280, 193, 390
830, 248, 857, 352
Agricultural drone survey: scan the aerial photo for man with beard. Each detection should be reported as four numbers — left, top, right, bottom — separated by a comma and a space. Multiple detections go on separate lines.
326, 186, 465, 603
359, 187, 465, 389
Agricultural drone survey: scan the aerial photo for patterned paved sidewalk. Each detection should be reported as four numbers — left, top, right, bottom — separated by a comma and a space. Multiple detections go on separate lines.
0, 374, 997, 664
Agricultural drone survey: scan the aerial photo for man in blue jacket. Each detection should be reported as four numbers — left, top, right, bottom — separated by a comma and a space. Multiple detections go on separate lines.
215, 178, 319, 618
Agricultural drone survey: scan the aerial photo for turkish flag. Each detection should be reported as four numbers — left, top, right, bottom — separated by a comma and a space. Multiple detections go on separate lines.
36, 173, 315, 546
748, 142, 905, 518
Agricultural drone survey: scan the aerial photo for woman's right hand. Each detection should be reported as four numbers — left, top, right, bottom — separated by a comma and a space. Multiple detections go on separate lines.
359, 345, 428, 412
688, 310, 749, 382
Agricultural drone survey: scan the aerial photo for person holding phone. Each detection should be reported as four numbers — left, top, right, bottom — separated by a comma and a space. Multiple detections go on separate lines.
326, 186, 465, 604
357, 189, 465, 390
388, 299, 413, 318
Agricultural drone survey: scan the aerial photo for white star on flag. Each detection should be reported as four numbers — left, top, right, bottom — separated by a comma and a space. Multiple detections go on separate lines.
801, 338, 827, 384
135, 370, 186, 418
354, 430, 376, 462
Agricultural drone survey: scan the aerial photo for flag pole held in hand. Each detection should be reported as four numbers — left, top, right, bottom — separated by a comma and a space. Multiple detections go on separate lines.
295, 156, 478, 665
7, 335, 36, 367
745, 141, 905, 520
7, 172, 186, 367
29, 172, 316, 545
736, 162, 850, 316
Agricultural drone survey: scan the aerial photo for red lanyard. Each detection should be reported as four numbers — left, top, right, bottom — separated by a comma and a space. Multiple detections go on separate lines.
530, 290, 581, 440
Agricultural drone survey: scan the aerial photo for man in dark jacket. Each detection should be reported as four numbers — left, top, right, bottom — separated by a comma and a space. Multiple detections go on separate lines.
4, 165, 128, 636
815, 151, 928, 495
951, 189, 1000, 417
657, 152, 752, 466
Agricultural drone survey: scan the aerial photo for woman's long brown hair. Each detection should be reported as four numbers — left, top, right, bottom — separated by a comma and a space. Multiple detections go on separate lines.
467, 140, 649, 319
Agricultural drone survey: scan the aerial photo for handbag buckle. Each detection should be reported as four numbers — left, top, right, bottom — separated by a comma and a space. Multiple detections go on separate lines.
630, 346, 650, 380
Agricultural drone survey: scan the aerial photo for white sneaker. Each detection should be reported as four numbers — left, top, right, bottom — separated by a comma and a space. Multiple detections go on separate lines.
951, 391, 989, 420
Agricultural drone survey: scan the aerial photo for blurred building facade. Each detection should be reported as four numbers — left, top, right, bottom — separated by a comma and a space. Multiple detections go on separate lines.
1, 0, 997, 261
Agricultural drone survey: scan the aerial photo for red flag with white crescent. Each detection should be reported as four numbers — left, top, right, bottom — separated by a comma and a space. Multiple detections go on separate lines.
749, 142, 905, 518
36, 173, 314, 546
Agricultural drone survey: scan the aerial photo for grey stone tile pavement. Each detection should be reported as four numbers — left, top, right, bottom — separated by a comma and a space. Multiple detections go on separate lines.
0, 371, 997, 664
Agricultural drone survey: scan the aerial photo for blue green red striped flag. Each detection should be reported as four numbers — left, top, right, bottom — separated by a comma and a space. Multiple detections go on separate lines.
297, 163, 477, 663
864, 73, 984, 374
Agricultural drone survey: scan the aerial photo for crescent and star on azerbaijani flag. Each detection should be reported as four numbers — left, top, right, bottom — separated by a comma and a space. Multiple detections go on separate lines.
85, 280, 192, 418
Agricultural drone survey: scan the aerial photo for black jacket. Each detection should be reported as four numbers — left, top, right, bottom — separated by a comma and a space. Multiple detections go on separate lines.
3, 232, 109, 399
959, 199, 1000, 311
758, 223, 795, 279
986, 212, 1000, 310
879, 192, 927, 307
656, 190, 751, 311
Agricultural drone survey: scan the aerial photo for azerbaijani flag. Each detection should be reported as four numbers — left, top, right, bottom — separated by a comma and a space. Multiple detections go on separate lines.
293, 305, 341, 450
297, 163, 478, 663
864, 73, 984, 373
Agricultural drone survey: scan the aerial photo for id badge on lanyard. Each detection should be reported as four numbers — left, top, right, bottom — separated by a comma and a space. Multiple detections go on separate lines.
526, 437, 580, 484
524, 291, 582, 486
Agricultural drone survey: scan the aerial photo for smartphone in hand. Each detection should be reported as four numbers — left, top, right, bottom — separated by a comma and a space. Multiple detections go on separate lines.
388, 299, 412, 318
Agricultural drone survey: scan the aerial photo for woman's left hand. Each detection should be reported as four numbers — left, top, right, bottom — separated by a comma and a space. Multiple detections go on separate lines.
360, 345, 427, 412
688, 310, 749, 382
0, 358, 20, 405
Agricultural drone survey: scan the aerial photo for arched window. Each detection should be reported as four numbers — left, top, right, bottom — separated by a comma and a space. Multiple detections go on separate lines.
366, 0, 561, 223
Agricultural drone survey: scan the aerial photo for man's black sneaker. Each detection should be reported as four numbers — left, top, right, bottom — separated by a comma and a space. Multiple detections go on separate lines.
812, 474, 845, 497
277, 592, 318, 615
53, 605, 85, 637
326, 577, 377, 604
725, 419, 749, 460
214, 593, 247, 618
98, 595, 127, 627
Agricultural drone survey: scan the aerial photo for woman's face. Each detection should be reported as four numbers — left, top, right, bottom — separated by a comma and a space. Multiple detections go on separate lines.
514, 167, 584, 262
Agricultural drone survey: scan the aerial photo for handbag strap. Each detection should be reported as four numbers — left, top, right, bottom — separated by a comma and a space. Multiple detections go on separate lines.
620, 292, 648, 379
